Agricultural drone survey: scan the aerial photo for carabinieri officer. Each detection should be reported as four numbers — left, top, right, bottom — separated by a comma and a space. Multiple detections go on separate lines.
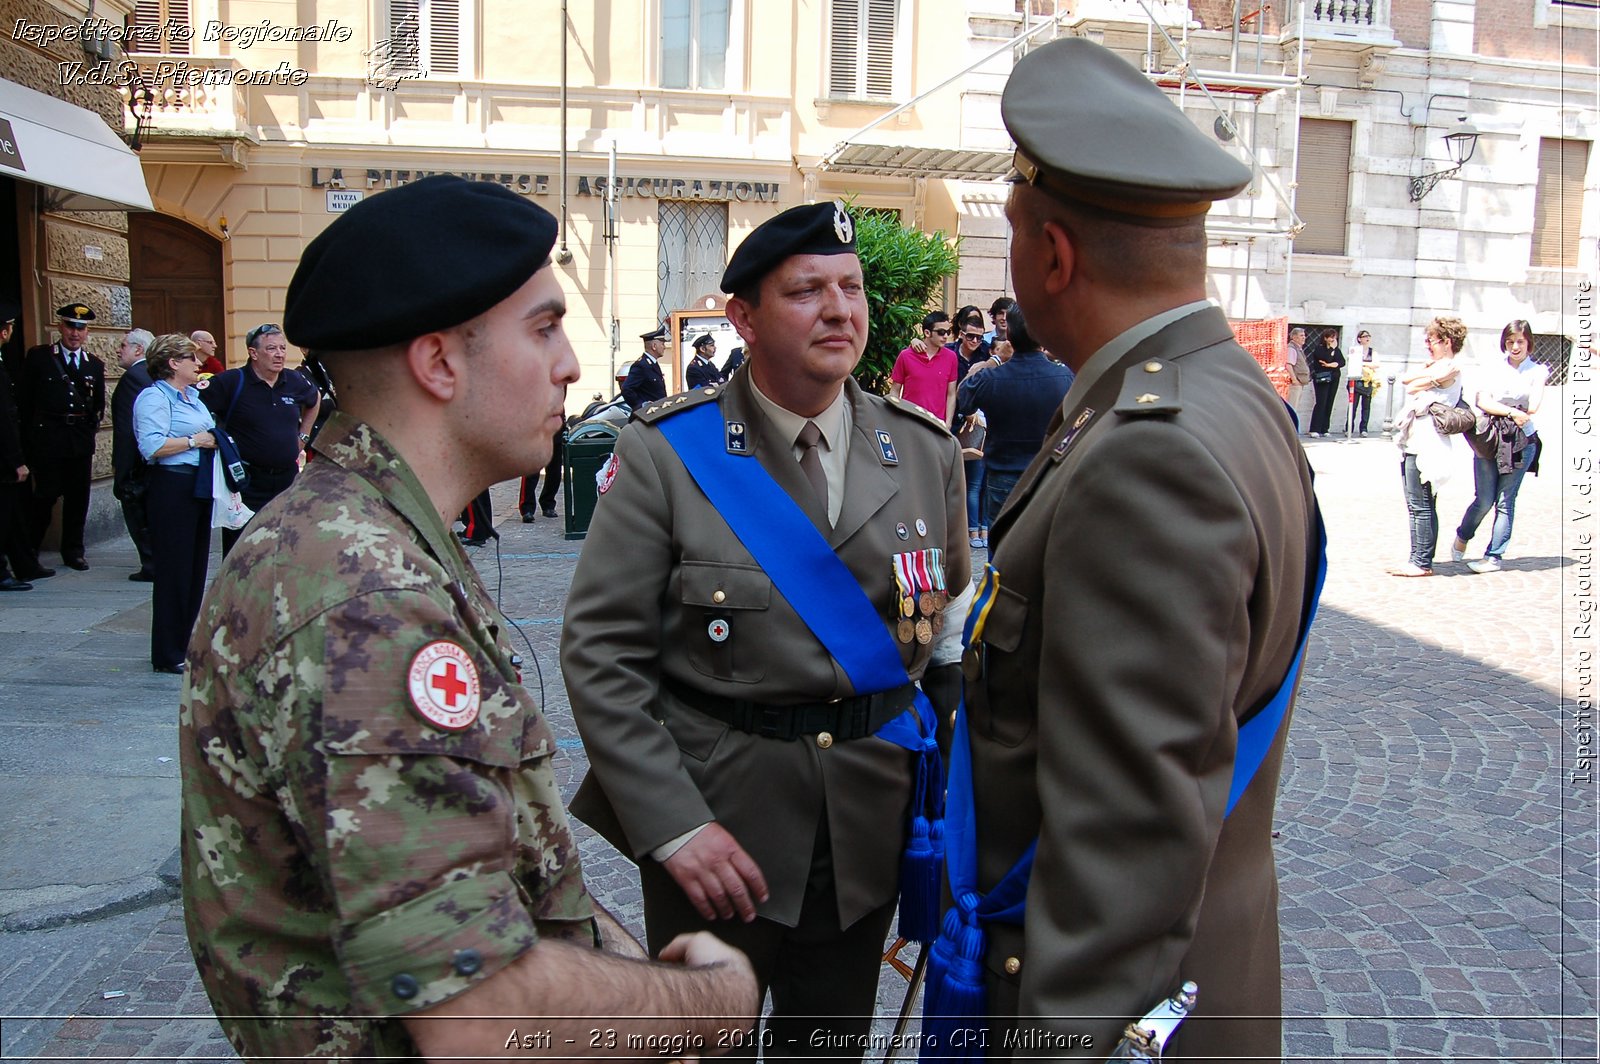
563, 200, 971, 1061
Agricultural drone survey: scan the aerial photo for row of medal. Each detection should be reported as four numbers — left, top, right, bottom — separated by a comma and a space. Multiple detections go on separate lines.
892, 549, 949, 645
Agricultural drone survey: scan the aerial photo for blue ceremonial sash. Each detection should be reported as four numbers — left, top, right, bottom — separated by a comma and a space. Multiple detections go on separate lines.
656, 401, 945, 940
923, 502, 1329, 1059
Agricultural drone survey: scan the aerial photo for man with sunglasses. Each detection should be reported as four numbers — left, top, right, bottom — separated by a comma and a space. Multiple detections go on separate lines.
199, 322, 320, 554
889, 310, 960, 423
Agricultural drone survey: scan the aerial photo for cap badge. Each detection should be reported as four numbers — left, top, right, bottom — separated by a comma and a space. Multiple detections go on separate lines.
407, 641, 481, 731
833, 202, 854, 244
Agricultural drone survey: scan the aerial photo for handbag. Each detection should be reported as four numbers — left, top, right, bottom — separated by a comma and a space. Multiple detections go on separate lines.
210, 455, 254, 530
955, 416, 985, 459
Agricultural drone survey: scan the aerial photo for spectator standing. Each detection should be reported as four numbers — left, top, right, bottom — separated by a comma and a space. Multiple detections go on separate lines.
954, 303, 1074, 519
200, 323, 320, 555
0, 301, 42, 589
190, 330, 225, 376
1388, 316, 1466, 577
890, 311, 960, 422
519, 425, 564, 521
1307, 327, 1345, 437
133, 334, 217, 673
111, 328, 157, 581
21, 303, 105, 571
622, 327, 669, 408
1285, 326, 1310, 422
1453, 319, 1548, 573
1349, 330, 1381, 435
953, 315, 992, 548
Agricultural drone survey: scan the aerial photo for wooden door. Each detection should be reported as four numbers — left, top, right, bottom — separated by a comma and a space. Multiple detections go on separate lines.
129, 213, 224, 356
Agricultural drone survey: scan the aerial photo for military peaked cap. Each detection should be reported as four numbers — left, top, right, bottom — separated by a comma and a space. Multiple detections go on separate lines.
1003, 38, 1251, 222
56, 303, 95, 325
285, 175, 559, 350
641, 326, 668, 342
720, 200, 857, 294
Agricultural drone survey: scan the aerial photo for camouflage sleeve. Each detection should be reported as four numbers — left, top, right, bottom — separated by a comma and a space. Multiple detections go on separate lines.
272, 586, 544, 1017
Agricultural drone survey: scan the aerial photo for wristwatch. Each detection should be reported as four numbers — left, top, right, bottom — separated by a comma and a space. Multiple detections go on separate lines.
187, 435, 196, 449
299, 433, 311, 444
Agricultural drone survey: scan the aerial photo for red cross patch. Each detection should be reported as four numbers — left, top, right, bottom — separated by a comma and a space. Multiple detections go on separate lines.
407, 641, 481, 731
596, 452, 619, 495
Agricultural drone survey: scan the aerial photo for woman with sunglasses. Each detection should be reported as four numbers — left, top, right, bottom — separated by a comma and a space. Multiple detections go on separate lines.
133, 334, 217, 673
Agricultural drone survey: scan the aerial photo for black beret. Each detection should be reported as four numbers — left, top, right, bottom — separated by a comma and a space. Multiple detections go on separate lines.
1003, 38, 1251, 222
56, 303, 95, 325
721, 201, 856, 294
641, 326, 668, 342
285, 176, 558, 350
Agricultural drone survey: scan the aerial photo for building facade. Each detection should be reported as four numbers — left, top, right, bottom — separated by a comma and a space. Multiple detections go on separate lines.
6, 0, 1595, 423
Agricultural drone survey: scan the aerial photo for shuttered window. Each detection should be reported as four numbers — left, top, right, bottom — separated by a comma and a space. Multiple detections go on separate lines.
386, 0, 466, 78
1295, 119, 1353, 256
828, 0, 898, 100
129, 0, 189, 54
1531, 138, 1590, 268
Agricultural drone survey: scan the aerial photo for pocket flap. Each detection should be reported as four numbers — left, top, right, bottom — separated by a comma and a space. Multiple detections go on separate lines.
981, 584, 1028, 654
680, 561, 771, 610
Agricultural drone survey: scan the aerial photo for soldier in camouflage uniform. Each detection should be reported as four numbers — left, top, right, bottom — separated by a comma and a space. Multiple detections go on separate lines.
181, 176, 756, 1061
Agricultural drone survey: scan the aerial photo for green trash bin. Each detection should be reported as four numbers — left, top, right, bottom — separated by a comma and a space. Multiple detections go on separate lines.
563, 419, 620, 540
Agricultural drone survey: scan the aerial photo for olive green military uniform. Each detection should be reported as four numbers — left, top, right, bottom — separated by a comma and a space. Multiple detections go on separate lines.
967, 307, 1315, 1058
181, 411, 595, 1060
562, 370, 968, 1042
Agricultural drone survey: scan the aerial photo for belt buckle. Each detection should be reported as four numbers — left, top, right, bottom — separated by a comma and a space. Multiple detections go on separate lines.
755, 705, 787, 740
849, 701, 870, 739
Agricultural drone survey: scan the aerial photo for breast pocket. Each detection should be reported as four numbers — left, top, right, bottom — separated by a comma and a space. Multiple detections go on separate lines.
965, 583, 1035, 747
680, 560, 771, 684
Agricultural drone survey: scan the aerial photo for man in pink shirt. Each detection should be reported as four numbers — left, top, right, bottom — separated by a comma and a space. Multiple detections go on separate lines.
890, 311, 960, 422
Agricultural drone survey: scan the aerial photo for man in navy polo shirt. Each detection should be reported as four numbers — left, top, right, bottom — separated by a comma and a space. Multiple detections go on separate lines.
201, 323, 319, 554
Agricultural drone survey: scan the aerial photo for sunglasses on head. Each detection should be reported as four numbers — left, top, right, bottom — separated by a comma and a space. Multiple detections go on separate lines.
247, 323, 283, 346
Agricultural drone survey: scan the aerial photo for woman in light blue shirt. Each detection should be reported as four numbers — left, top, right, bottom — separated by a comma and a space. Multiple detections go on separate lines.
132, 334, 217, 673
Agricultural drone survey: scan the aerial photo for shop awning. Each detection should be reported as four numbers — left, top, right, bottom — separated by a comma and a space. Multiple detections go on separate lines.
0, 78, 153, 212
819, 143, 1014, 181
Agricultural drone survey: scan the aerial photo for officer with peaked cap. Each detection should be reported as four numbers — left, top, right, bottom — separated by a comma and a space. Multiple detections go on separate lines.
20, 303, 105, 570
931, 37, 1319, 1059
181, 175, 755, 1062
563, 200, 970, 1060
623, 324, 670, 408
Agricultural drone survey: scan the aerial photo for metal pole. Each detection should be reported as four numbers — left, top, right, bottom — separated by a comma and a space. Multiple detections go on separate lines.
607, 141, 619, 387
557, 0, 571, 262
882, 949, 929, 1064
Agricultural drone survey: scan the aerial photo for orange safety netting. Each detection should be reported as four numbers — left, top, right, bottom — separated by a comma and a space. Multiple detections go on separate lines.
1231, 315, 1291, 400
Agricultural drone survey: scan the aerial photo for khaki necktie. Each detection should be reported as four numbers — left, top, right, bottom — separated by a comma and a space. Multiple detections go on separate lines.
796, 420, 829, 521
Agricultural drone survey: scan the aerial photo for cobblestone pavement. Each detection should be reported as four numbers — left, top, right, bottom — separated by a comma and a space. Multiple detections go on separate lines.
2, 401, 1595, 1061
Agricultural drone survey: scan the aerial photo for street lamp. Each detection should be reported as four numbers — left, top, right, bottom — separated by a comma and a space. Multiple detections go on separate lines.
127, 81, 156, 153
1408, 117, 1480, 203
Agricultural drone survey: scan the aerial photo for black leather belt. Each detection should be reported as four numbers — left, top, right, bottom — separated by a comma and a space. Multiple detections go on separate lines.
664, 677, 916, 742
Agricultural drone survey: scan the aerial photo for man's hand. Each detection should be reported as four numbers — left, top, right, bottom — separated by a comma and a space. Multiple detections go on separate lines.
661, 822, 769, 922
659, 933, 760, 1058
909, 337, 929, 355
14, 465, 26, 481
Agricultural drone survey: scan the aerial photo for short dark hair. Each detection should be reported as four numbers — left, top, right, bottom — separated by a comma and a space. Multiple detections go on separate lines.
1005, 303, 1040, 353
989, 297, 1014, 318
145, 333, 197, 382
1501, 319, 1533, 353
922, 311, 950, 333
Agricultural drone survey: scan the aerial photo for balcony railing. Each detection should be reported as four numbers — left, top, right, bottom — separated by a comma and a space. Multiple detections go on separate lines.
119, 55, 251, 138
1283, 0, 1398, 44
